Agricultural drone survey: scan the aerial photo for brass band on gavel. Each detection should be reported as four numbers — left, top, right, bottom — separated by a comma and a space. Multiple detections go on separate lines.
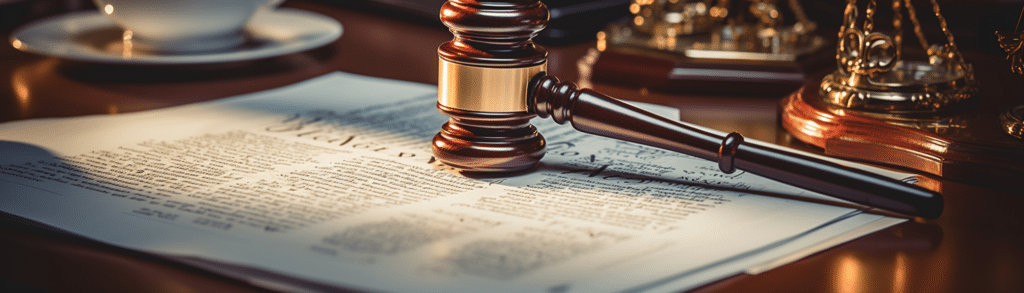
438, 59, 546, 113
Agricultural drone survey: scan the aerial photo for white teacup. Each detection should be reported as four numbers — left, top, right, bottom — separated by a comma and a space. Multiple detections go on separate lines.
92, 0, 279, 53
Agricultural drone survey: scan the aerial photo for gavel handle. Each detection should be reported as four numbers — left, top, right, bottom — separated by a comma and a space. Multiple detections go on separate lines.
530, 75, 943, 218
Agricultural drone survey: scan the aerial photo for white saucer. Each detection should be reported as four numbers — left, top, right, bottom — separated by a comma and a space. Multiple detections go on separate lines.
9, 8, 342, 65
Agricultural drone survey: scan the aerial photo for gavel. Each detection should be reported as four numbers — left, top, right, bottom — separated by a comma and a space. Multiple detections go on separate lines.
430, 0, 943, 219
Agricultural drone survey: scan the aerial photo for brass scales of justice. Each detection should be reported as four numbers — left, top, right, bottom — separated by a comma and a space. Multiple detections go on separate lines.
429, 0, 943, 218
780, 0, 1024, 187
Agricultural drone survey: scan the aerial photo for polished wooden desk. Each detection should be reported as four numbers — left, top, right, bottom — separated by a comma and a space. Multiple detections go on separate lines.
1, 1, 1022, 292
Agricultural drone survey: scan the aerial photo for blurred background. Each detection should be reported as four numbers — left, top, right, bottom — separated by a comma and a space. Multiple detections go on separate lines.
3, 0, 1021, 55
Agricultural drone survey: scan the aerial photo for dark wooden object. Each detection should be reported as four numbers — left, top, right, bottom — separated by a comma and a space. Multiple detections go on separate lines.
780, 70, 1024, 189
589, 46, 834, 95
432, 0, 547, 172
531, 75, 942, 218
431, 0, 943, 218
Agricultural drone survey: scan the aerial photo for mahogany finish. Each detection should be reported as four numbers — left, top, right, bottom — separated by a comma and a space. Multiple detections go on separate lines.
432, 104, 545, 172
436, 0, 547, 67
432, 0, 549, 172
588, 47, 834, 95
780, 55, 1024, 189
530, 75, 942, 218
1, 1, 1023, 293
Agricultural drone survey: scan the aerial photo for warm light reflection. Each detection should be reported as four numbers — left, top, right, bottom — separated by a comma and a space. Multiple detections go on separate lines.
122, 30, 134, 59
924, 140, 949, 154
814, 111, 836, 123
799, 120, 822, 138
710, 6, 726, 18
893, 252, 908, 293
11, 65, 31, 116
575, 48, 599, 89
836, 255, 862, 293
104, 4, 114, 14
12, 39, 22, 49
107, 104, 120, 114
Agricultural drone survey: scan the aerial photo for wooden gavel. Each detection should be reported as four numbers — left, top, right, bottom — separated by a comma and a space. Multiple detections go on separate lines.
430, 0, 943, 218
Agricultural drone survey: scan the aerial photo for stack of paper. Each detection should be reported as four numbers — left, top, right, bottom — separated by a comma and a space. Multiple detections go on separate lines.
0, 72, 906, 293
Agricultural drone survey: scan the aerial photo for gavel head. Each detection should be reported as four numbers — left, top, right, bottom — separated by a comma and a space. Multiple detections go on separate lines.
432, 0, 550, 172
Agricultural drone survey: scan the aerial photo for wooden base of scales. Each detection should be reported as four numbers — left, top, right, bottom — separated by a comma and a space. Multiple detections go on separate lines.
780, 54, 1024, 191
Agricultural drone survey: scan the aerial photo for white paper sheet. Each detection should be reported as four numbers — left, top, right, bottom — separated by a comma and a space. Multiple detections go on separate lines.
0, 72, 907, 293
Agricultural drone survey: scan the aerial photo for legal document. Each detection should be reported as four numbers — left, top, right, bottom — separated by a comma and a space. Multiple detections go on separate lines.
0, 72, 907, 293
